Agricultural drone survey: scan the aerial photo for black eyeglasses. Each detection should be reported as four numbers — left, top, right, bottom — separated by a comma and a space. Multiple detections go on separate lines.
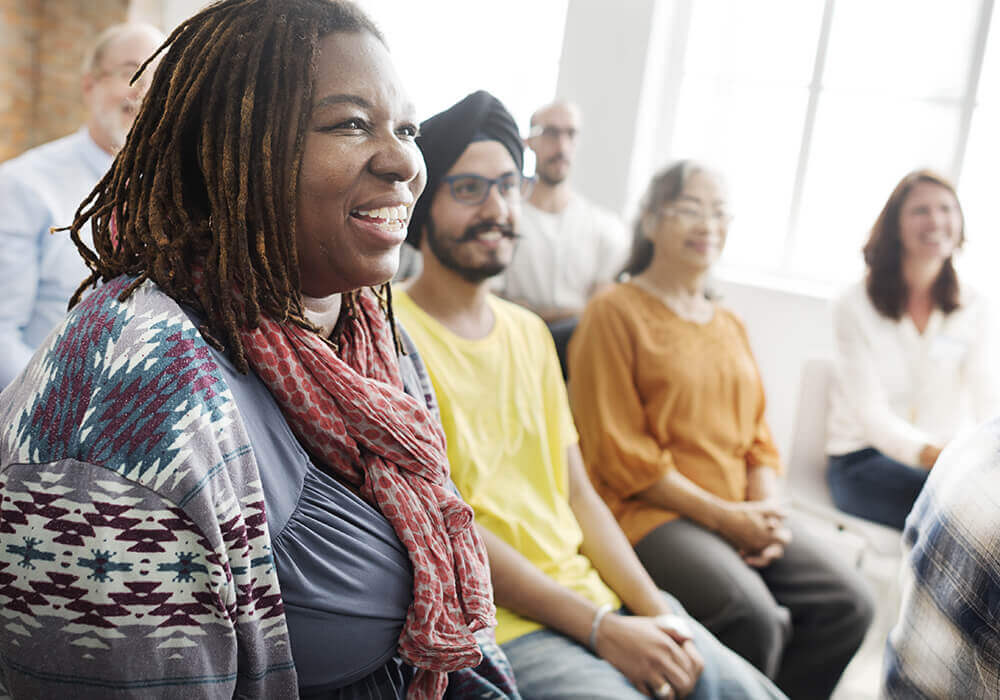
441, 172, 532, 206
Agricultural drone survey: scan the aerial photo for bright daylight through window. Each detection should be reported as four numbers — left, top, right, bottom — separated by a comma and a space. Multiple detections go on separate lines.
666, 0, 997, 291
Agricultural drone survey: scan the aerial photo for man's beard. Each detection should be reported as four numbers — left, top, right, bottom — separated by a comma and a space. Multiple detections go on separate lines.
424, 217, 519, 284
94, 108, 132, 153
536, 156, 569, 186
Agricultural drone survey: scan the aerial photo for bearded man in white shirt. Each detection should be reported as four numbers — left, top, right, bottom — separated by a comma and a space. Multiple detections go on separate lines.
0, 22, 164, 388
500, 100, 629, 376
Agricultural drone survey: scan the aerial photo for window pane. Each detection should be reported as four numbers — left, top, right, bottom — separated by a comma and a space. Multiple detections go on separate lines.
955, 105, 1000, 289
684, 0, 826, 86
359, 0, 568, 129
791, 94, 959, 283
974, 4, 1000, 105
823, 0, 981, 100
671, 79, 809, 269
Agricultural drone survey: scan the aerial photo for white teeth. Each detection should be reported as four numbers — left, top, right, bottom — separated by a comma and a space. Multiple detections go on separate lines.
478, 231, 502, 241
355, 205, 408, 222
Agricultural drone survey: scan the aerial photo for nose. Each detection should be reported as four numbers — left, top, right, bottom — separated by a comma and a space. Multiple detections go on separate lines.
479, 179, 511, 221
931, 206, 951, 231
370, 133, 424, 185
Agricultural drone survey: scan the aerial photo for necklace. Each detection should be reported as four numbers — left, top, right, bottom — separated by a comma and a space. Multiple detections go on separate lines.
629, 276, 715, 324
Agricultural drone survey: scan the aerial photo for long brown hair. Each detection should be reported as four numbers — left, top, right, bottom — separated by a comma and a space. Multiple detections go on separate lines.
63, 0, 384, 372
863, 169, 963, 320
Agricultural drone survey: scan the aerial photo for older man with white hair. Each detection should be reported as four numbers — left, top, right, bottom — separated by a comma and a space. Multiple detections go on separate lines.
0, 22, 164, 387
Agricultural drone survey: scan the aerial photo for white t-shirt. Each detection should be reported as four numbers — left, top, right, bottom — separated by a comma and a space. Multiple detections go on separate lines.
501, 194, 629, 312
826, 281, 1000, 465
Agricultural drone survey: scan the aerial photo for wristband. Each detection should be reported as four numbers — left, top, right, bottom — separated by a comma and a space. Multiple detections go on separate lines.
589, 603, 614, 651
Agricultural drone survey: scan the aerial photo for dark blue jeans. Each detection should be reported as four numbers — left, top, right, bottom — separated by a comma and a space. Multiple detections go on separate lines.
827, 447, 929, 530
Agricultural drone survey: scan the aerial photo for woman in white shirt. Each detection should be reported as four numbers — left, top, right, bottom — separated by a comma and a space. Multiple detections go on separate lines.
826, 169, 998, 530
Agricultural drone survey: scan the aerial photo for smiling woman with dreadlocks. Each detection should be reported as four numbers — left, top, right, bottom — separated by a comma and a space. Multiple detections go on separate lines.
0, 1, 508, 698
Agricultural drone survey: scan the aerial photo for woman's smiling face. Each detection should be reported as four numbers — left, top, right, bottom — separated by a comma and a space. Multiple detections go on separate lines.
295, 30, 426, 297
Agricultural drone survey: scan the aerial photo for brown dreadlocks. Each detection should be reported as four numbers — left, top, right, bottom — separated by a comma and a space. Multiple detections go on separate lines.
63, 0, 387, 373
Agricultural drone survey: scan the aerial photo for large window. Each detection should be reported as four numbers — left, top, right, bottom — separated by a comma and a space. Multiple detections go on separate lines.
663, 0, 997, 290
358, 0, 569, 133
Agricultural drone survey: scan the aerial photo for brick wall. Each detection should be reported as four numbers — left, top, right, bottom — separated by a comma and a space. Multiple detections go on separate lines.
0, 0, 133, 163
0, 0, 42, 162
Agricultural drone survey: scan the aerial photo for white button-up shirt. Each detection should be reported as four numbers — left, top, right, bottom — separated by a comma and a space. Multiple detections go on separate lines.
827, 280, 999, 465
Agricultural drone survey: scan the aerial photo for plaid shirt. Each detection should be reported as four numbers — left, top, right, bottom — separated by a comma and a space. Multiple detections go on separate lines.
882, 417, 1000, 699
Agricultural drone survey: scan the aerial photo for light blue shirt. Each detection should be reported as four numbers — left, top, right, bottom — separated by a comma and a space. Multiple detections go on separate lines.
0, 128, 112, 387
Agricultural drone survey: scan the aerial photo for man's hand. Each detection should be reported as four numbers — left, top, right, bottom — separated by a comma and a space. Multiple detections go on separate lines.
716, 500, 789, 553
594, 613, 704, 698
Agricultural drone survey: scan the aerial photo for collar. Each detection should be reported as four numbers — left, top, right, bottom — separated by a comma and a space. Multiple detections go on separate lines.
77, 127, 115, 180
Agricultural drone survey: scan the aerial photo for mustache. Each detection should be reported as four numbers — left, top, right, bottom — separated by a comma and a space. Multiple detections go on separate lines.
545, 155, 568, 166
459, 220, 521, 242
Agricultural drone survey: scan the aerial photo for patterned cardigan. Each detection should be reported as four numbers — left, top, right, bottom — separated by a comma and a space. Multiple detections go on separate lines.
0, 277, 519, 699
0, 277, 297, 697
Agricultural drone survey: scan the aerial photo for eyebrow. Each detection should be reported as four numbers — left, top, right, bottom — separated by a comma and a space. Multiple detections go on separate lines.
677, 193, 726, 207
314, 94, 374, 110
313, 93, 417, 117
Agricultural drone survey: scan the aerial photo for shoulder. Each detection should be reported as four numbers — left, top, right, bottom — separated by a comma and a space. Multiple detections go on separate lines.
831, 280, 874, 322
956, 282, 990, 315
714, 303, 747, 328
584, 283, 633, 319
1, 277, 245, 502
574, 195, 626, 234
490, 293, 550, 335
0, 132, 87, 180
908, 417, 1000, 587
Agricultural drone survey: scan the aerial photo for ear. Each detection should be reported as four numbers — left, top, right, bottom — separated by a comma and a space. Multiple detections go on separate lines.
81, 72, 96, 99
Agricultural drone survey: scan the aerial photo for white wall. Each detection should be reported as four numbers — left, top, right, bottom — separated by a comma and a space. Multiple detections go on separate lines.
714, 276, 835, 460
555, 0, 839, 459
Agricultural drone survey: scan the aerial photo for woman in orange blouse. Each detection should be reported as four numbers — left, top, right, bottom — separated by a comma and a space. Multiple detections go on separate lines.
568, 161, 872, 700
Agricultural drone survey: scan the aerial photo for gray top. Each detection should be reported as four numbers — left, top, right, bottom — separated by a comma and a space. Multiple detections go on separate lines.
203, 319, 436, 696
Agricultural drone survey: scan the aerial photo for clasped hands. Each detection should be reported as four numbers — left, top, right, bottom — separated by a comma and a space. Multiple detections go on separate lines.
593, 610, 704, 698
718, 499, 791, 568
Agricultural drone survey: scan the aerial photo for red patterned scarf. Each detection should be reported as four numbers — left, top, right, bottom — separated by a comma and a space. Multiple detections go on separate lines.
241, 289, 495, 698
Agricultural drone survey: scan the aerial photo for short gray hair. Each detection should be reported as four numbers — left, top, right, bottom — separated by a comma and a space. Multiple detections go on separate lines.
81, 23, 163, 75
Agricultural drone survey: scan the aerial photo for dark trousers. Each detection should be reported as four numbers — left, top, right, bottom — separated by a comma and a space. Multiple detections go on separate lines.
827, 447, 929, 530
546, 317, 577, 380
634, 518, 873, 700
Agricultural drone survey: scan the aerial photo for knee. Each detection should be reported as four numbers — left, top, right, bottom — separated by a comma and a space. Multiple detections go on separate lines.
723, 598, 791, 677
817, 572, 876, 648
840, 579, 875, 643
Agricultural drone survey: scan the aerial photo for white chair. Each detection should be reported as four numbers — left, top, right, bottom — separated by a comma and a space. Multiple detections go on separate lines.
786, 358, 902, 564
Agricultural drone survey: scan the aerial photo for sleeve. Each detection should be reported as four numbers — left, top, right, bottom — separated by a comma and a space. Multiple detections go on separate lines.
0, 168, 47, 386
832, 292, 932, 466
0, 459, 287, 699
963, 295, 1000, 423
733, 316, 783, 474
567, 296, 675, 498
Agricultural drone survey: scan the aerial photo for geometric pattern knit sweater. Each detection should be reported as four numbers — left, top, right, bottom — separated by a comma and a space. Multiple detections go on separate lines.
0, 276, 297, 697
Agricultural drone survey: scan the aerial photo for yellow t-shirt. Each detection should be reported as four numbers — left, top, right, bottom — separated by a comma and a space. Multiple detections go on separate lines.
394, 291, 620, 644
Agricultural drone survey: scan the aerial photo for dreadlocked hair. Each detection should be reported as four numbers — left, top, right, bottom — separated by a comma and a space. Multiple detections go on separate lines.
62, 0, 391, 373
